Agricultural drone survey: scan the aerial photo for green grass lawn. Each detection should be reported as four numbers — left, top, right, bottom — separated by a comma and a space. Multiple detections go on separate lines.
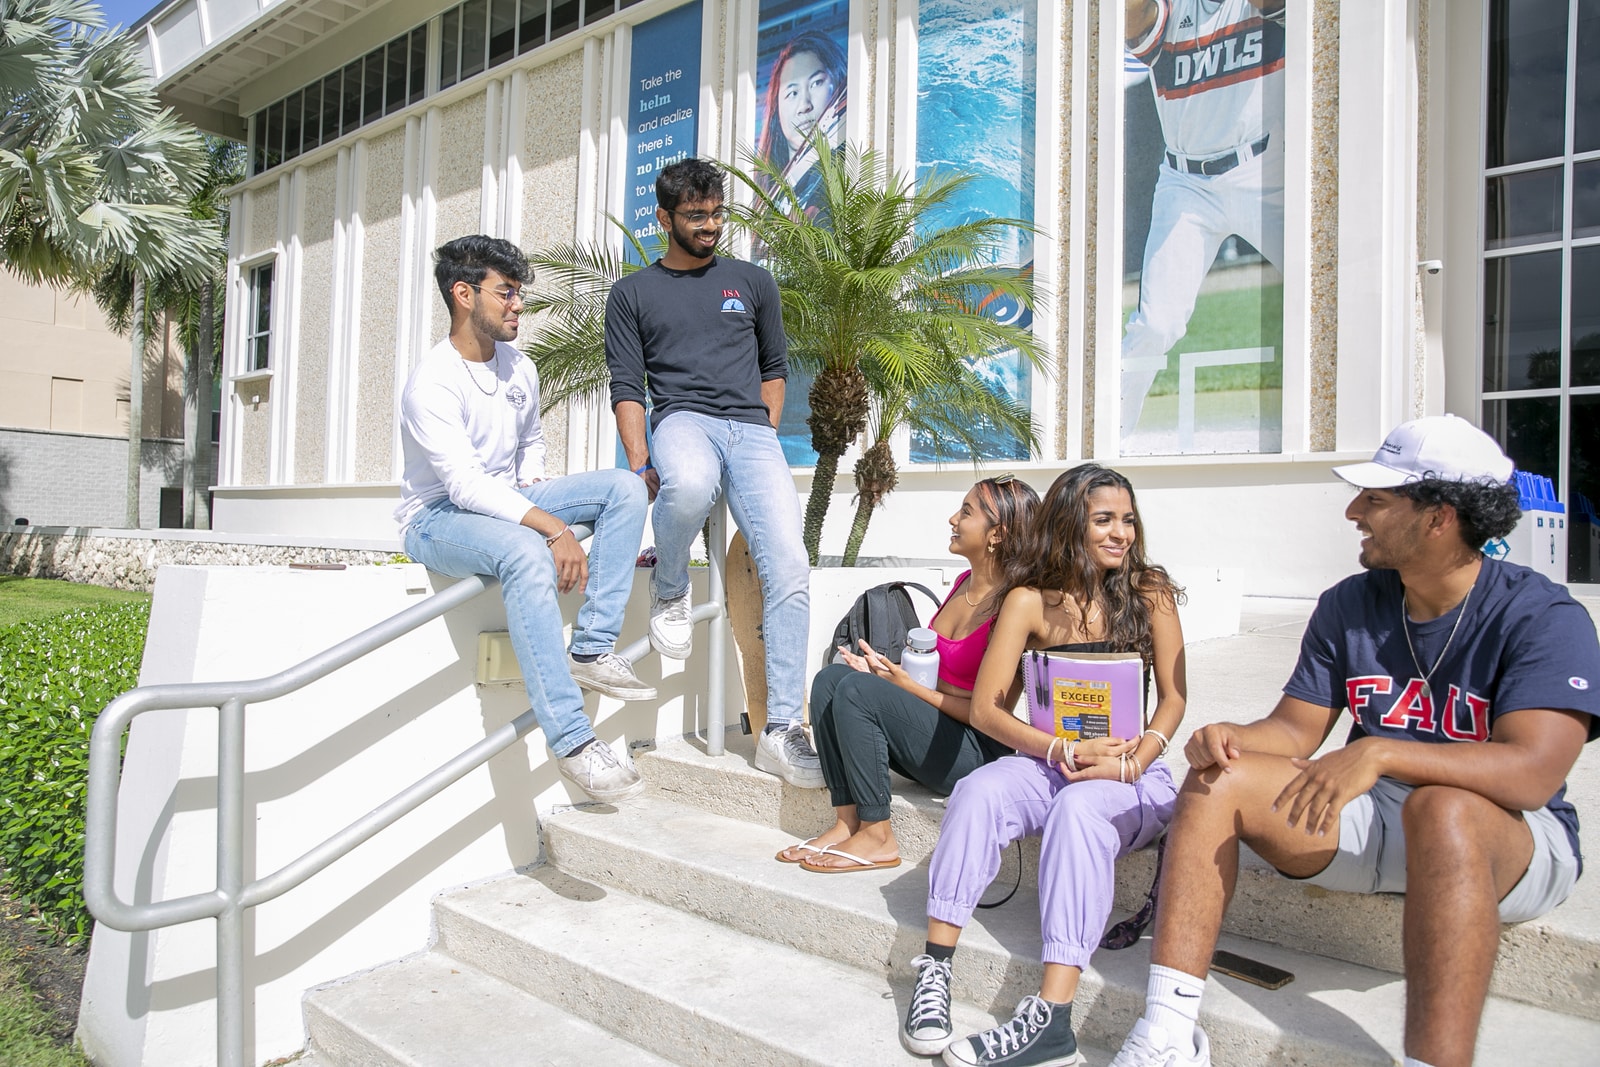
0, 578, 149, 630
0, 939, 89, 1067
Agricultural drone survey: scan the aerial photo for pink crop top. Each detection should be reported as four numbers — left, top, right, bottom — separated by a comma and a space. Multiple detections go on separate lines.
930, 571, 994, 692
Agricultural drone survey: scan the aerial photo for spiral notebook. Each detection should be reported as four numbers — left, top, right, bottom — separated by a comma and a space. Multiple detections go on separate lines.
1023, 650, 1145, 742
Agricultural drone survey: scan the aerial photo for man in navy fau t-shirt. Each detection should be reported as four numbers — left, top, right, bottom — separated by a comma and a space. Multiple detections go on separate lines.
1108, 415, 1600, 1067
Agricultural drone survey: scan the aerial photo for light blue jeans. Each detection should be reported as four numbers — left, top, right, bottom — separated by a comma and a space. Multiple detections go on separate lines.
651, 410, 809, 726
402, 469, 648, 756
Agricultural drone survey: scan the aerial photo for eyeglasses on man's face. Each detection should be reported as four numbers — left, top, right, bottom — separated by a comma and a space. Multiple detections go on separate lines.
671, 207, 730, 226
468, 283, 526, 306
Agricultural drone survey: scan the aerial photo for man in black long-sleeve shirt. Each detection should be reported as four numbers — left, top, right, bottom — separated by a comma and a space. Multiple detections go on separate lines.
604, 157, 820, 788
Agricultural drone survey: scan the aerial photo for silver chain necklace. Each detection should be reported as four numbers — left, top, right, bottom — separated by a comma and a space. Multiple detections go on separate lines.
457, 350, 499, 396
1400, 583, 1473, 702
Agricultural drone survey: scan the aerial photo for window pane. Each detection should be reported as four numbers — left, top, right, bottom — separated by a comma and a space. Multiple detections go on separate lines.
341, 59, 363, 132
362, 48, 385, 125
282, 90, 304, 160
519, 0, 546, 51
1484, 394, 1561, 485
1578, 0, 1600, 153
1483, 251, 1563, 391
440, 7, 461, 89
261, 101, 283, 170
461, 0, 488, 80
1570, 394, 1600, 582
1575, 160, 1600, 239
1485, 167, 1563, 249
409, 26, 427, 104
385, 36, 408, 115
1574, 245, 1600, 386
251, 110, 267, 173
302, 81, 322, 148
585, 0, 617, 24
320, 71, 342, 142
489, 0, 516, 66
550, 0, 578, 40
1486, 0, 1568, 167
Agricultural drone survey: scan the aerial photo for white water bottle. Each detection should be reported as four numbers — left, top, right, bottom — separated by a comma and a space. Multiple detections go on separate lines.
901, 628, 940, 690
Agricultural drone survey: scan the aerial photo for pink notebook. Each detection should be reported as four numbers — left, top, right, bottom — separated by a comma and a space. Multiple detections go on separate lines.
1024, 650, 1144, 742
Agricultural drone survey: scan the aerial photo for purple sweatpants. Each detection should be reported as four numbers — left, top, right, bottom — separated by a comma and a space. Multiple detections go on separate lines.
926, 754, 1176, 969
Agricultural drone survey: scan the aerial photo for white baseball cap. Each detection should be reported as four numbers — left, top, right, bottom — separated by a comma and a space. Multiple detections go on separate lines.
1333, 414, 1514, 489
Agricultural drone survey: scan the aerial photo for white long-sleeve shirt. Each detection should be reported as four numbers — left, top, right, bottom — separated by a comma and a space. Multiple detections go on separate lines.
395, 337, 548, 530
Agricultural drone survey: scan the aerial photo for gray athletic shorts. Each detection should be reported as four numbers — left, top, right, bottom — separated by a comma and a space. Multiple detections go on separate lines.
1297, 776, 1579, 923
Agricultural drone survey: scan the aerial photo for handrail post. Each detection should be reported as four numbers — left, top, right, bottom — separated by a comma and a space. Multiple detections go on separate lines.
216, 696, 246, 1067
705, 500, 728, 756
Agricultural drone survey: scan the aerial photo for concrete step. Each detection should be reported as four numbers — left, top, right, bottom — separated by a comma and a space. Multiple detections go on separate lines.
541, 790, 1600, 1066
635, 733, 1600, 1022
430, 868, 1022, 1066
303, 950, 677, 1066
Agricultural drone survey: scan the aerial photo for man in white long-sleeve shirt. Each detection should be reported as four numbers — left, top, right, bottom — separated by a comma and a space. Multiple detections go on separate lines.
397, 235, 651, 803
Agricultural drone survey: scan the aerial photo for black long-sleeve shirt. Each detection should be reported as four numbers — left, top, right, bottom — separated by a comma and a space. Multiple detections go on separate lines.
604, 255, 788, 430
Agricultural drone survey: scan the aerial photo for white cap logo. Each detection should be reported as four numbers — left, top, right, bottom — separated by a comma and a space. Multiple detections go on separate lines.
1571, 677, 1590, 691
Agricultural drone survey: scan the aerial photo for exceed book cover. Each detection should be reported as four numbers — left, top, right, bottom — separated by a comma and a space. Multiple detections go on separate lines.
1024, 651, 1144, 742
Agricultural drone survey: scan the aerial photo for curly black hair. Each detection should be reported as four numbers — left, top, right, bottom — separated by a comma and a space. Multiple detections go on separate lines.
656, 157, 725, 212
1393, 477, 1522, 547
433, 235, 530, 313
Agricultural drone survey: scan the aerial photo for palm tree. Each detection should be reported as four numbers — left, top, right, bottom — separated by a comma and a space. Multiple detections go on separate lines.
93, 137, 246, 529
1, 0, 222, 526
731, 141, 1046, 564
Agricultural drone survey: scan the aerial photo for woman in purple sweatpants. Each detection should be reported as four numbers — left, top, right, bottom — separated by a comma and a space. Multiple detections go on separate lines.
900, 464, 1188, 1067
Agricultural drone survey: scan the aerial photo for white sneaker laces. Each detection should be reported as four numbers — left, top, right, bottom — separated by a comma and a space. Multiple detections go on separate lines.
978, 996, 1051, 1057
907, 957, 951, 1027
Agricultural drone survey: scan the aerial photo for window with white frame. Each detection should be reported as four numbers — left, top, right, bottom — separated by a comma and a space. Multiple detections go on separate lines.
244, 262, 275, 374
1480, 0, 1600, 582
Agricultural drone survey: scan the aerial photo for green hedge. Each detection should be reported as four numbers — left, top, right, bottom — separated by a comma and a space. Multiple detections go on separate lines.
0, 603, 149, 944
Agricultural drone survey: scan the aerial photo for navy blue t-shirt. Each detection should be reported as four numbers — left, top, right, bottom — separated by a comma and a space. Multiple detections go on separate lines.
1284, 558, 1600, 871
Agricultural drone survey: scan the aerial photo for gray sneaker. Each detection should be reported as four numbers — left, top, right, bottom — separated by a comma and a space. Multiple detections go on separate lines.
568, 652, 657, 701
649, 592, 693, 659
753, 723, 824, 788
557, 738, 645, 803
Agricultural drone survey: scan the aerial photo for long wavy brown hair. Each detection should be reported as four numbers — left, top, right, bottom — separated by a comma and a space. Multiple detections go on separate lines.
997, 464, 1183, 660
967, 475, 1041, 618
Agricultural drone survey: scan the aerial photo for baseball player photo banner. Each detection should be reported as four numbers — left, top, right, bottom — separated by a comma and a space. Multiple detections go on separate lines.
909, 0, 1037, 463
1120, 0, 1286, 457
756, 0, 850, 466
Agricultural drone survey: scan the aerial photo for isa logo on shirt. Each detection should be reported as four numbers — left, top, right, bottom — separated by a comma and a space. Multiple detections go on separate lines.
721, 289, 747, 314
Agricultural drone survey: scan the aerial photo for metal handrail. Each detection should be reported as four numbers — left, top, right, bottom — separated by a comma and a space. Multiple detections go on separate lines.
84, 505, 729, 1067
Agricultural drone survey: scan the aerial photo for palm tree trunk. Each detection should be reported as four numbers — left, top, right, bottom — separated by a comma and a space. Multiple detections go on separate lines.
841, 494, 876, 566
802, 450, 840, 565
125, 275, 145, 529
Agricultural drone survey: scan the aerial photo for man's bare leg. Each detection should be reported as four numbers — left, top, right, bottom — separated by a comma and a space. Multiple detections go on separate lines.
1401, 785, 1533, 1067
1150, 752, 1341, 976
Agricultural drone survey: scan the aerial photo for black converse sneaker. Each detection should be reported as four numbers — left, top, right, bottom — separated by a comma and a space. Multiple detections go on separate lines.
901, 953, 954, 1055
941, 995, 1084, 1067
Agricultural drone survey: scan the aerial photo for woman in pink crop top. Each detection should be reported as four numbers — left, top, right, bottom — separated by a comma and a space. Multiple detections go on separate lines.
776, 476, 1040, 872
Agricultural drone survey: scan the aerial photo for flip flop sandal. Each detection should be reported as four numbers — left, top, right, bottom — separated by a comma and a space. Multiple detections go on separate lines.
775, 841, 828, 864
799, 846, 902, 873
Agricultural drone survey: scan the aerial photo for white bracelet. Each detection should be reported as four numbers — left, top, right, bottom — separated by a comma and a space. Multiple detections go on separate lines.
1142, 727, 1171, 756
1045, 736, 1059, 765
1065, 741, 1079, 773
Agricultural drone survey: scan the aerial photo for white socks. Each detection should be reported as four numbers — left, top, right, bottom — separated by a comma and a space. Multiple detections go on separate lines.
1144, 964, 1205, 1047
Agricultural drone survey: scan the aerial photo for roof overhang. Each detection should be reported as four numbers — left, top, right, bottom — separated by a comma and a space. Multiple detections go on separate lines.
129, 0, 391, 140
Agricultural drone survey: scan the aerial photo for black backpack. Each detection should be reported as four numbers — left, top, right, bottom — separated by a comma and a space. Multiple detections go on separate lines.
829, 581, 942, 664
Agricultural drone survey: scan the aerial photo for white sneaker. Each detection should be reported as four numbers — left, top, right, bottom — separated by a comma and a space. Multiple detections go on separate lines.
557, 738, 645, 803
649, 592, 693, 659
753, 723, 824, 788
1107, 1020, 1210, 1067
567, 652, 657, 701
